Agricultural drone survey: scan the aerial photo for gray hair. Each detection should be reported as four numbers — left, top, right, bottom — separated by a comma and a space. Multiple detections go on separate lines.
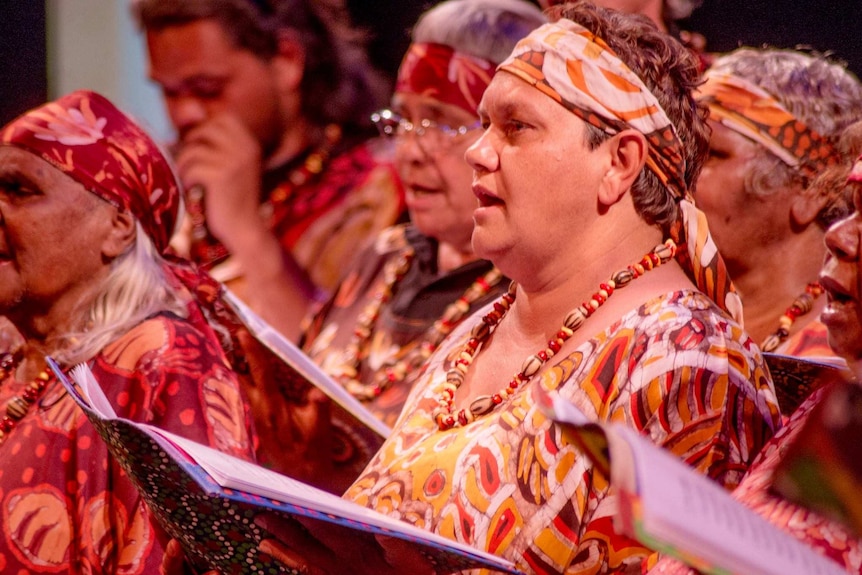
411, 0, 547, 65
665, 0, 702, 21
57, 223, 189, 365
707, 48, 862, 197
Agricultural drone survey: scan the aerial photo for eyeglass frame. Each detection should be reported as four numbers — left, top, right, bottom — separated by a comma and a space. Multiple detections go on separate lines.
371, 109, 481, 152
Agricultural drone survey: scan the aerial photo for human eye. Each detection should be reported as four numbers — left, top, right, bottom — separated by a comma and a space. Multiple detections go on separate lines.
503, 118, 529, 138
189, 78, 227, 100
0, 176, 38, 201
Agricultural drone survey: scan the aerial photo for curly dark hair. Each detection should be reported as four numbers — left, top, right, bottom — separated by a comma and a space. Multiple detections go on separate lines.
546, 1, 711, 229
133, 0, 388, 132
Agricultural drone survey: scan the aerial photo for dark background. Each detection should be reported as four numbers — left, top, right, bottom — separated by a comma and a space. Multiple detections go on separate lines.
1, 0, 861, 125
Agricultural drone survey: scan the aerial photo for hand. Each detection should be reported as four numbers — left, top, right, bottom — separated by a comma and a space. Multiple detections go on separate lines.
160, 539, 217, 575
174, 113, 266, 249
255, 513, 436, 575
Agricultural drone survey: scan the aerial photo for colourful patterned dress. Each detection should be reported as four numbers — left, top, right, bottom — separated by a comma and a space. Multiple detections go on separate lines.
647, 383, 862, 574
0, 313, 255, 574
204, 137, 405, 293
344, 290, 781, 575
299, 224, 507, 492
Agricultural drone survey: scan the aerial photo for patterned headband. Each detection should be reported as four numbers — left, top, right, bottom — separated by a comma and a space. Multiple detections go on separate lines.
395, 42, 497, 116
497, 20, 741, 323
498, 20, 688, 199
697, 72, 839, 178
0, 90, 180, 254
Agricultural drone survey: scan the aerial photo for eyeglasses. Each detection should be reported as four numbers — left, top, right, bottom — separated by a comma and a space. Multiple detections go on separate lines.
371, 109, 481, 151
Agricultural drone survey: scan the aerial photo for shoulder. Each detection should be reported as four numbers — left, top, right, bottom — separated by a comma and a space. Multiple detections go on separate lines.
97, 313, 225, 372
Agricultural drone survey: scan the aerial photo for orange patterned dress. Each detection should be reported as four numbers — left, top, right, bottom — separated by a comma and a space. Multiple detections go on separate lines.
0, 313, 255, 574
344, 290, 781, 575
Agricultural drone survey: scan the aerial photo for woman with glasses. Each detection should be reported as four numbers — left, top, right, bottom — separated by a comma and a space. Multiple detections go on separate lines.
245, 0, 546, 494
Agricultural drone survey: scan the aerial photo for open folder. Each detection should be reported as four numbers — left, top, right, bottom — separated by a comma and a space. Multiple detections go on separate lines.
49, 358, 522, 575
535, 386, 846, 575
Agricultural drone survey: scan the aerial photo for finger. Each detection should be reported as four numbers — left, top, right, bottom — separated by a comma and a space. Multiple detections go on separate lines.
255, 514, 334, 575
160, 538, 186, 575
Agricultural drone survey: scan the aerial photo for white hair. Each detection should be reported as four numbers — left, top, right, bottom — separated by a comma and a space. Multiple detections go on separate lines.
57, 222, 189, 365
412, 0, 547, 65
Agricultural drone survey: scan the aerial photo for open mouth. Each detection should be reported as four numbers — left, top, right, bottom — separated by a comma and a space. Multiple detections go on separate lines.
473, 185, 503, 208
820, 276, 854, 304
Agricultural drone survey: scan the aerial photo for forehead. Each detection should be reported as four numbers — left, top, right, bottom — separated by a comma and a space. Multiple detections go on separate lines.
0, 147, 93, 198
478, 72, 563, 120
146, 19, 246, 82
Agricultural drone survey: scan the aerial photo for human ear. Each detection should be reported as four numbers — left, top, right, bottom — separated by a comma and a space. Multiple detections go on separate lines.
597, 130, 648, 207
101, 209, 137, 260
273, 32, 305, 93
790, 180, 832, 228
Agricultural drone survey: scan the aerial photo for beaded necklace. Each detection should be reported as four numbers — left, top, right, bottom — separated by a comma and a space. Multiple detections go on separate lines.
759, 282, 825, 353
0, 352, 52, 444
334, 248, 504, 401
433, 239, 677, 431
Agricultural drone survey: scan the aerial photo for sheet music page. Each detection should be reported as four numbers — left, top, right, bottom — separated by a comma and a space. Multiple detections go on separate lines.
611, 425, 846, 575
222, 288, 391, 438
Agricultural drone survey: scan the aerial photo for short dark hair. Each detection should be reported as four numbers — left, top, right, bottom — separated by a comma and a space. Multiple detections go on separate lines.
548, 1, 711, 230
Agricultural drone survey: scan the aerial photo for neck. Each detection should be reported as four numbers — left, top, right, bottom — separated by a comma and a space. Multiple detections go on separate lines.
437, 240, 479, 274
729, 229, 826, 343
264, 115, 319, 170
6, 283, 102, 377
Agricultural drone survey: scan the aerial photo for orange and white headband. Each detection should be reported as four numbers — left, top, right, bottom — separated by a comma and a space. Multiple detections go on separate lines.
498, 20, 688, 199
496, 20, 742, 324
395, 43, 497, 116
697, 72, 839, 178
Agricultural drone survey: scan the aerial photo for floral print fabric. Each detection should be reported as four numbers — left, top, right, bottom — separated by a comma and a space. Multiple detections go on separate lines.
0, 90, 180, 253
0, 313, 254, 574
395, 42, 497, 115
345, 290, 781, 575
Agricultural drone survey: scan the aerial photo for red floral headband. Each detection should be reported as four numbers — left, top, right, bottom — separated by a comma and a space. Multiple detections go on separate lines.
0, 90, 180, 253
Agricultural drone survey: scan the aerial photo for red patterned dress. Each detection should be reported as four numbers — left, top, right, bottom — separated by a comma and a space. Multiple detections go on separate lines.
203, 137, 405, 293
344, 290, 781, 575
0, 313, 255, 574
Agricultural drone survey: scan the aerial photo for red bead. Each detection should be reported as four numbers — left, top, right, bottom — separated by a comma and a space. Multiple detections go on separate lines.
556, 330, 570, 340
600, 283, 614, 295
476, 277, 490, 291
466, 338, 480, 350
548, 340, 561, 353
509, 379, 519, 389
456, 358, 471, 367
517, 372, 530, 382
0, 418, 13, 432
458, 411, 469, 426
649, 252, 660, 266
493, 301, 508, 314
593, 292, 605, 304
537, 350, 549, 361
492, 394, 502, 404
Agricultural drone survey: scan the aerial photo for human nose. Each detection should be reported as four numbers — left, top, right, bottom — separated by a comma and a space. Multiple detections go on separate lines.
394, 129, 430, 166
824, 213, 861, 262
165, 96, 209, 139
464, 129, 497, 174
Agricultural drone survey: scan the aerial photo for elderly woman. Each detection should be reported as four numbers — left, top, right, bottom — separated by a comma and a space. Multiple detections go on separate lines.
0, 90, 254, 573
241, 3, 782, 574
648, 150, 862, 575
694, 48, 862, 362
248, 0, 546, 492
